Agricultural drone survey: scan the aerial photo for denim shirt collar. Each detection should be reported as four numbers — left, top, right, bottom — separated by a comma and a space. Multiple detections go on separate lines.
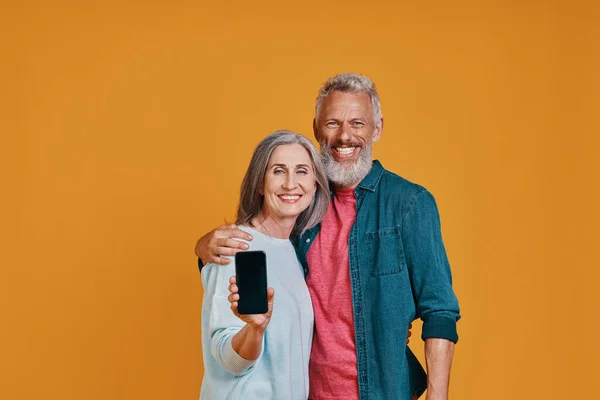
327, 160, 385, 199
329, 160, 385, 200
356, 160, 384, 193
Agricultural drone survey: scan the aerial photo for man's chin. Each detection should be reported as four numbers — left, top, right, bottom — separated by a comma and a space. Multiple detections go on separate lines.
331, 157, 360, 166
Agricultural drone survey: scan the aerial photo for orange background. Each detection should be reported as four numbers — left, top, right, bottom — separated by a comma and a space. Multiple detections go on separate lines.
1, 0, 598, 399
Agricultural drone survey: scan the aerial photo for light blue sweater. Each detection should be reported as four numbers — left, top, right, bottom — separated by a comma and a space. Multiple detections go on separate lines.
200, 226, 314, 400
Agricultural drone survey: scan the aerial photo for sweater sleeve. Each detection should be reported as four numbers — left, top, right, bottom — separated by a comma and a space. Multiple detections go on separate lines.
201, 261, 264, 376
402, 189, 461, 343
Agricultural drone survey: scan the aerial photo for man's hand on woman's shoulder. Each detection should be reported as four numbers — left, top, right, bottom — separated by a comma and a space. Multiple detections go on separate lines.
195, 224, 254, 265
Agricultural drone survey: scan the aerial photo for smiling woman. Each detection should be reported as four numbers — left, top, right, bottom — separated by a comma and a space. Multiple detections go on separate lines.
236, 131, 330, 238
199, 130, 329, 400
259, 144, 319, 237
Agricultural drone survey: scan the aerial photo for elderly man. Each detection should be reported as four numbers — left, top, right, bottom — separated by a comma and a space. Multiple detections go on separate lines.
196, 73, 460, 400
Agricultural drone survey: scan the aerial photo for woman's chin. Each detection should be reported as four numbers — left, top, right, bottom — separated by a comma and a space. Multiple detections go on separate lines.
273, 206, 310, 220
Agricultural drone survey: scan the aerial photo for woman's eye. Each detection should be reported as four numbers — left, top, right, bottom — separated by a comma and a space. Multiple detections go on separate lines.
297, 170, 308, 175
274, 169, 285, 174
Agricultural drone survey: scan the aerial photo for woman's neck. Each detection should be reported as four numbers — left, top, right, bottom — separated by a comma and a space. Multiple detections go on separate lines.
249, 213, 297, 239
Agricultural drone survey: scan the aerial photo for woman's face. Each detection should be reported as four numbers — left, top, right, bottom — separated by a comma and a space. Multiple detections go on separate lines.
261, 143, 317, 222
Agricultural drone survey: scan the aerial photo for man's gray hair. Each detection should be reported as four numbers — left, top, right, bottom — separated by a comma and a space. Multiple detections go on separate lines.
236, 130, 330, 237
315, 73, 382, 124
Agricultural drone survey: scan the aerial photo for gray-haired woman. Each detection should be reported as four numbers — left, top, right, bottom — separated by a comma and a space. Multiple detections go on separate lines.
199, 130, 330, 400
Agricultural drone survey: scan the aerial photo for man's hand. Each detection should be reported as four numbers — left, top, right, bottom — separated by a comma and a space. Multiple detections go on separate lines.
407, 323, 412, 344
194, 224, 254, 265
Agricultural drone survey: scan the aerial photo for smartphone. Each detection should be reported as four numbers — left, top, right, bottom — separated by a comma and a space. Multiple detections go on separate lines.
234, 250, 268, 314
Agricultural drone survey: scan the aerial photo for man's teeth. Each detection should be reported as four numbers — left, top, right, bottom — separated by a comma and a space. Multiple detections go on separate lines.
336, 147, 356, 155
280, 195, 300, 200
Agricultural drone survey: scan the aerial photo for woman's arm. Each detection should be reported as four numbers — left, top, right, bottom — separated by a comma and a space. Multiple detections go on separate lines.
202, 262, 262, 376
228, 275, 275, 361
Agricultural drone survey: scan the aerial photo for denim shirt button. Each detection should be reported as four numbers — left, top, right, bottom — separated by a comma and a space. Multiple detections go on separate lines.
306, 238, 310, 243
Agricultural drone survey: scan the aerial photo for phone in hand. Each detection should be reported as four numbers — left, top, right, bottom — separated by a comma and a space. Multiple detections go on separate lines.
234, 250, 268, 314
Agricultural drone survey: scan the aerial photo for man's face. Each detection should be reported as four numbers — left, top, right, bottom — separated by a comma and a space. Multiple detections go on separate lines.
313, 91, 383, 188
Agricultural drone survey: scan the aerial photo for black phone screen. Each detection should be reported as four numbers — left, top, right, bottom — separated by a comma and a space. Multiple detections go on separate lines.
234, 250, 268, 314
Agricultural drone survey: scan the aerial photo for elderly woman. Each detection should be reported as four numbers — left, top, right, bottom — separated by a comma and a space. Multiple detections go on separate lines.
199, 130, 330, 400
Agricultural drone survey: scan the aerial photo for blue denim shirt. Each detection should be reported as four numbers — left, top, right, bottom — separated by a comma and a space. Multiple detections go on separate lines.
293, 160, 461, 400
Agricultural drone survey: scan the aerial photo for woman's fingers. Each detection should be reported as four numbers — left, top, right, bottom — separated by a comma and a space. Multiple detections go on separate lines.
228, 292, 239, 303
228, 283, 238, 294
228, 282, 274, 326
228, 276, 238, 295
266, 287, 275, 314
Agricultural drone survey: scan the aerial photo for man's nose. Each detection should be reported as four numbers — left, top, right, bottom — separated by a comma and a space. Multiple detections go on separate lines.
337, 122, 352, 142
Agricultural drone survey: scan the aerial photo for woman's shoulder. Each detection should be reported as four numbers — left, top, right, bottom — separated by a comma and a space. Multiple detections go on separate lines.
201, 258, 236, 287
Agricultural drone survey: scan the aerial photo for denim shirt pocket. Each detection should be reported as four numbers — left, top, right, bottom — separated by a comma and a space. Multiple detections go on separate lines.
366, 225, 406, 276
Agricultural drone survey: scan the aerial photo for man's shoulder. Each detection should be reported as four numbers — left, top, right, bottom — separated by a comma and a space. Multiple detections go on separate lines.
377, 167, 444, 220
379, 166, 428, 199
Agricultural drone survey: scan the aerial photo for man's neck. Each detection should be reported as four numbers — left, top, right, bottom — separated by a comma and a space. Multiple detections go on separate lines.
332, 182, 359, 191
331, 164, 373, 191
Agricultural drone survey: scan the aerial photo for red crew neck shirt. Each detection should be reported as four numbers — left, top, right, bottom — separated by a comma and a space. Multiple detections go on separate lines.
306, 188, 359, 400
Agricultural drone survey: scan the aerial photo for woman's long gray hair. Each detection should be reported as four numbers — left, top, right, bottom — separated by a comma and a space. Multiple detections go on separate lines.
236, 130, 330, 238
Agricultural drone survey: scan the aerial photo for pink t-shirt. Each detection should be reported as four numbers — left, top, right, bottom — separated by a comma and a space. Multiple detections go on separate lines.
306, 188, 359, 400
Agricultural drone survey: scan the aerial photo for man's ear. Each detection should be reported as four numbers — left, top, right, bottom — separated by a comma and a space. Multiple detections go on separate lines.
313, 118, 319, 141
371, 117, 384, 143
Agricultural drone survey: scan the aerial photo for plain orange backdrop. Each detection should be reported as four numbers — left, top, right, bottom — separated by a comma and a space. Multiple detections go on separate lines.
1, 0, 598, 399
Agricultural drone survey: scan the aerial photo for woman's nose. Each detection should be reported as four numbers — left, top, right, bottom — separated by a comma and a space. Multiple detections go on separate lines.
283, 174, 298, 190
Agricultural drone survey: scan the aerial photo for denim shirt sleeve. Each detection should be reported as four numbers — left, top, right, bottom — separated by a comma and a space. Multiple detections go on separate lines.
402, 189, 461, 343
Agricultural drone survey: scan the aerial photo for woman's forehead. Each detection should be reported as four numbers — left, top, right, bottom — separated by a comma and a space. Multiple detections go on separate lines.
268, 143, 312, 165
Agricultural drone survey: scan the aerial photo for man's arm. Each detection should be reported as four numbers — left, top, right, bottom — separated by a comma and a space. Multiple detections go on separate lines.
195, 224, 254, 265
424, 338, 455, 400
401, 189, 460, 399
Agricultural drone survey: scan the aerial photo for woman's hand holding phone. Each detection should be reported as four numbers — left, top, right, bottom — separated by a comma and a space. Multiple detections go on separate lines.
228, 275, 275, 332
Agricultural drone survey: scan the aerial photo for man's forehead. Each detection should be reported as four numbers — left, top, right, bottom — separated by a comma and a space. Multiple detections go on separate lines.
320, 91, 372, 115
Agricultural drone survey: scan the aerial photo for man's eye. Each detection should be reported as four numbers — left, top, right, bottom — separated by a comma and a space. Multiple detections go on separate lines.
326, 121, 338, 127
352, 121, 364, 126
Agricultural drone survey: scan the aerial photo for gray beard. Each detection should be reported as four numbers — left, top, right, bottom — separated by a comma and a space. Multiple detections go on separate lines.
320, 142, 373, 188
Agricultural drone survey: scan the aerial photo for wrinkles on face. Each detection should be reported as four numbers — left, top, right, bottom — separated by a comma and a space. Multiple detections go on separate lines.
258, 144, 317, 236
315, 91, 382, 188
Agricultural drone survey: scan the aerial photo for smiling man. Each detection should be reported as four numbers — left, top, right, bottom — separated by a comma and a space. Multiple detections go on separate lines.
196, 73, 461, 400
317, 89, 381, 187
